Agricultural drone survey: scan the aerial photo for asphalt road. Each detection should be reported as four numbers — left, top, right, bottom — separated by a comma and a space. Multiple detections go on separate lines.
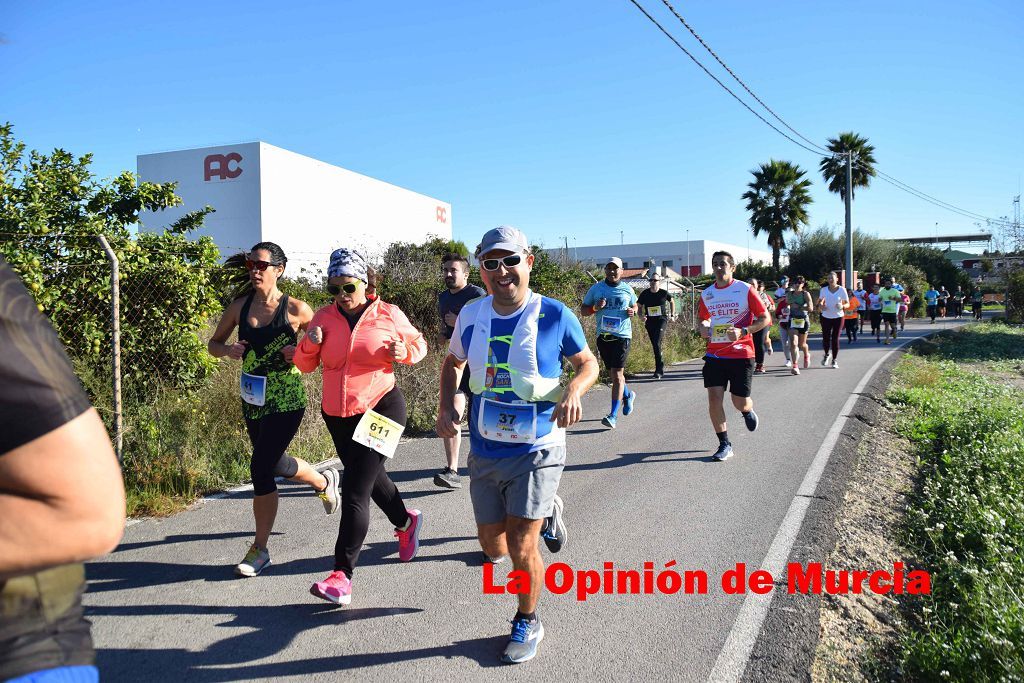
85, 316, 964, 682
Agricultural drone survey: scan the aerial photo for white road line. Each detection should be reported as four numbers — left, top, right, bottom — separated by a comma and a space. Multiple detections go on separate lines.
707, 336, 914, 683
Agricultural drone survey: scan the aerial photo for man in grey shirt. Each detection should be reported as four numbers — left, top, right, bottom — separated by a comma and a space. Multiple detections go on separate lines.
435, 253, 486, 489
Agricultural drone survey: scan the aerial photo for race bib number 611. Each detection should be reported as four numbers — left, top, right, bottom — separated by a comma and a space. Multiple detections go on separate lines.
352, 409, 405, 458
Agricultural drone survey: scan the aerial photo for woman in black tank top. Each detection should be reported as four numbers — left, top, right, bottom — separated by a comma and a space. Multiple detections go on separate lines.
208, 242, 341, 578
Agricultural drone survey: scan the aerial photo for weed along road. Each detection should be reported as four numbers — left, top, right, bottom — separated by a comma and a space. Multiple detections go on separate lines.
85, 317, 965, 682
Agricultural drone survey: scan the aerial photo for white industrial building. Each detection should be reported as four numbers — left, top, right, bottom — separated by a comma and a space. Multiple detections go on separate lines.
544, 239, 775, 278
137, 142, 452, 277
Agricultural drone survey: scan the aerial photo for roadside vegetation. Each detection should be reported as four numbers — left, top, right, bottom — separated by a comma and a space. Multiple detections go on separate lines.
885, 323, 1024, 680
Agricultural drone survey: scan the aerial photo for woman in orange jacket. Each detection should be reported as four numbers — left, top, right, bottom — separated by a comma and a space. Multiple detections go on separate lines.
294, 248, 428, 605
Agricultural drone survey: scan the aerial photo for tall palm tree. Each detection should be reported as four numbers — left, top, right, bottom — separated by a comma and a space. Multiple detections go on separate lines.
742, 160, 813, 272
819, 132, 877, 202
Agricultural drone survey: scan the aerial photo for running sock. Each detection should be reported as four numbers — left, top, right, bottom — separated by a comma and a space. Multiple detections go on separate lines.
515, 611, 537, 623
610, 399, 621, 416
624, 386, 631, 399
716, 430, 730, 445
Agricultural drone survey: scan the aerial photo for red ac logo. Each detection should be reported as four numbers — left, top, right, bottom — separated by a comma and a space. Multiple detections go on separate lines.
204, 153, 243, 181
436, 206, 447, 223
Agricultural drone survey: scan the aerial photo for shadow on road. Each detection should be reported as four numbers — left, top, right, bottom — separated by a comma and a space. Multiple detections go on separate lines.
564, 449, 709, 472
115, 531, 273, 553
88, 536, 478, 592
93, 603, 514, 681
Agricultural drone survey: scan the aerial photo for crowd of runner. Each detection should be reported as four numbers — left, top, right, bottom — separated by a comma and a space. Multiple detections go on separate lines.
205, 236, 991, 663
2, 224, 993, 679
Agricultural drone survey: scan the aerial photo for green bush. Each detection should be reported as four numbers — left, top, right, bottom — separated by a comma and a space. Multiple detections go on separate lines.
887, 324, 1024, 680
1006, 269, 1024, 324
0, 123, 222, 405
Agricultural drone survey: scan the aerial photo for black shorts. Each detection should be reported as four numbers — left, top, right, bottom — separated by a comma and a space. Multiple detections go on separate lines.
882, 311, 898, 325
858, 309, 869, 320
596, 335, 631, 369
789, 318, 810, 336
702, 357, 755, 398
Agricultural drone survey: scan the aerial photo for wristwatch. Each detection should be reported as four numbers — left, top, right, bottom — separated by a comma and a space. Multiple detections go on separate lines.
741, 327, 749, 337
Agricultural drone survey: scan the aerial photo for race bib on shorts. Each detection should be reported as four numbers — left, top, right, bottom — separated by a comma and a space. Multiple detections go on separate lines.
241, 372, 266, 406
352, 409, 405, 458
600, 313, 625, 334
647, 307, 662, 317
790, 317, 807, 330
478, 398, 537, 443
711, 324, 733, 343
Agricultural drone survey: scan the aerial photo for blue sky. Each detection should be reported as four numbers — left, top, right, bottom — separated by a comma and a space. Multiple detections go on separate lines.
3, 0, 1021, 254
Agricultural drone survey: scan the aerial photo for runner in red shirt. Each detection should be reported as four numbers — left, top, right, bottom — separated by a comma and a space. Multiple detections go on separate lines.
698, 251, 771, 461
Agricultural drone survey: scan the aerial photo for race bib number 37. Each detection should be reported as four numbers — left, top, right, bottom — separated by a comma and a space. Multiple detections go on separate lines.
478, 398, 538, 443
353, 409, 405, 458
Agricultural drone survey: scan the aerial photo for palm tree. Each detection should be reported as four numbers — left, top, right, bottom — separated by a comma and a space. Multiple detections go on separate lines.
819, 132, 877, 202
742, 160, 813, 272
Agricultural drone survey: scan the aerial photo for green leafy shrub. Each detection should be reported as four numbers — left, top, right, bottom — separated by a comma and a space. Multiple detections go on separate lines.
887, 325, 1024, 680
0, 123, 222, 406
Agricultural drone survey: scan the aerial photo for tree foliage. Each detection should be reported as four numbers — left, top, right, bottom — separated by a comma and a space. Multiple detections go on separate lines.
819, 132, 877, 202
741, 159, 813, 271
0, 123, 221, 402
784, 225, 970, 310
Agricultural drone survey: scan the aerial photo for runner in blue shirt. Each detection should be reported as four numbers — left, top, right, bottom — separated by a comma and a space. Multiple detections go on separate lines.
437, 225, 598, 665
581, 258, 639, 429
924, 286, 940, 323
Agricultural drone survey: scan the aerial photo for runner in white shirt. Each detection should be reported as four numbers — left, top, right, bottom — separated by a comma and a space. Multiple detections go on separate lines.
817, 271, 850, 369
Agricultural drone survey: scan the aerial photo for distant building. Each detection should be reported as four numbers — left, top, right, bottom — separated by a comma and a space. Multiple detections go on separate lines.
137, 142, 452, 277
544, 239, 774, 278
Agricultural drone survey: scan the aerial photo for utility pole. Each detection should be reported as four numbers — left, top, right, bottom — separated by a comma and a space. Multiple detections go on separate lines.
620, 229, 624, 246
685, 229, 690, 277
844, 152, 854, 289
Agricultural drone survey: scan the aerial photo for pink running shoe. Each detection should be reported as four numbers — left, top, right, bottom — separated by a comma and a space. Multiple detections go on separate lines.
395, 509, 424, 562
310, 570, 352, 605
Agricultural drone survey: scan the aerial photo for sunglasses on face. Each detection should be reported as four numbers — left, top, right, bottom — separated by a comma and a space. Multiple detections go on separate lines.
327, 282, 360, 295
480, 254, 523, 272
246, 259, 280, 272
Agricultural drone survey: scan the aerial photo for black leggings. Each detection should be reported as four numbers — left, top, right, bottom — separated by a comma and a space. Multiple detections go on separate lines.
752, 327, 767, 365
821, 316, 842, 359
322, 387, 410, 578
245, 409, 304, 496
645, 319, 666, 372
844, 317, 858, 342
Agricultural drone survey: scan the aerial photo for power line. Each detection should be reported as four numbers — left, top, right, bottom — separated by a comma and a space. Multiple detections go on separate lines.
628, 0, 1016, 229
625, 0, 828, 157
851, 158, 1016, 226
657, 0, 832, 156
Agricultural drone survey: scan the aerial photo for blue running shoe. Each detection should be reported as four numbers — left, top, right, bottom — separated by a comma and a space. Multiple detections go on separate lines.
501, 616, 545, 664
601, 414, 617, 429
713, 442, 734, 461
743, 410, 759, 432
622, 389, 636, 416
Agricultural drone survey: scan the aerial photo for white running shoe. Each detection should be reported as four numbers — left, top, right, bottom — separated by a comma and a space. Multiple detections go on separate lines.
831, 360, 839, 369
784, 360, 792, 368
821, 353, 830, 366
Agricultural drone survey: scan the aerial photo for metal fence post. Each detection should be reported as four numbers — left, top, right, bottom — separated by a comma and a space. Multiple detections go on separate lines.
96, 235, 122, 463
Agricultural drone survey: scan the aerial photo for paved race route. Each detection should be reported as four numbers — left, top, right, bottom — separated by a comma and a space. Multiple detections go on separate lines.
86, 318, 961, 682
